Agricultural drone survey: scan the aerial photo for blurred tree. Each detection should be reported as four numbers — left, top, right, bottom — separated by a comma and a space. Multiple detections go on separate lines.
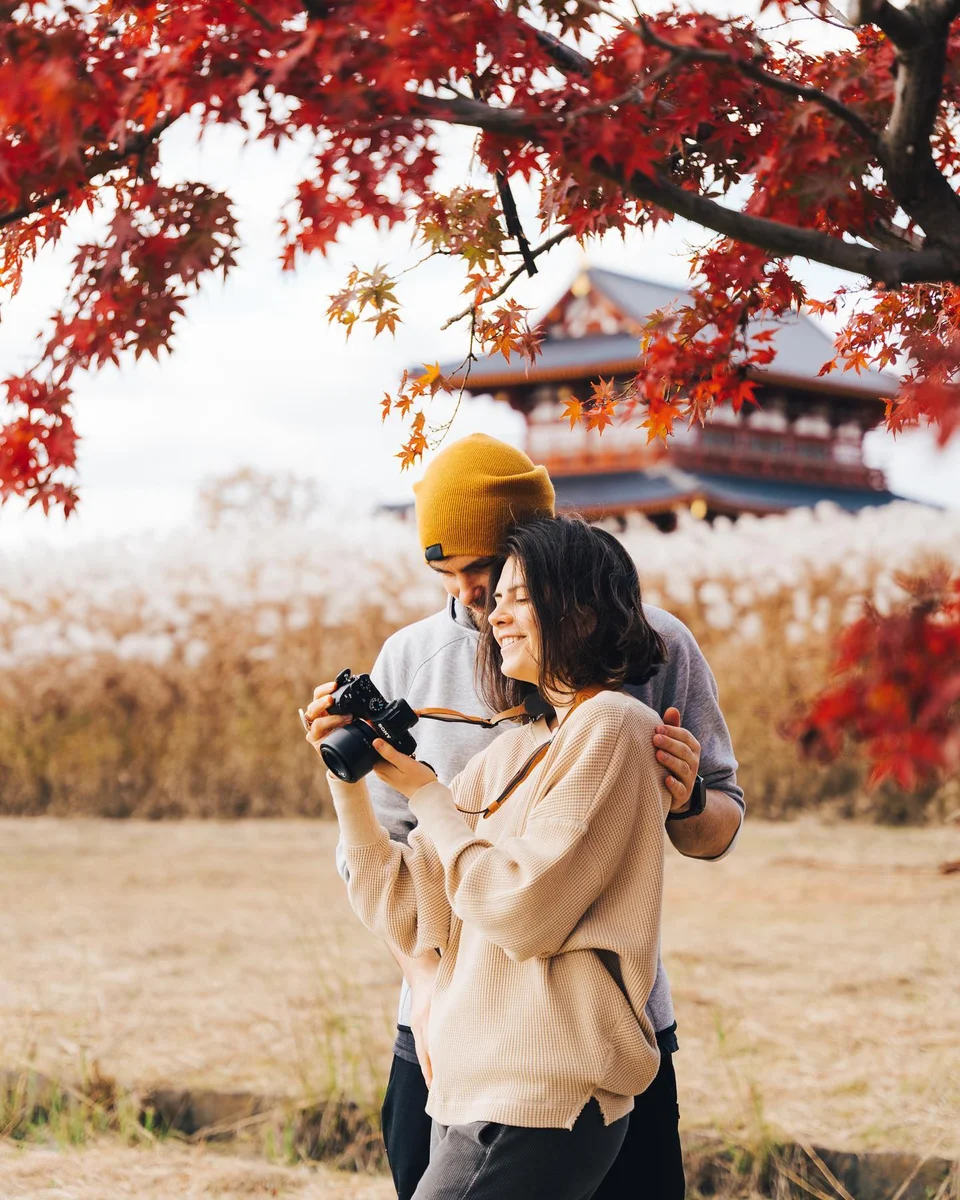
196, 467, 320, 529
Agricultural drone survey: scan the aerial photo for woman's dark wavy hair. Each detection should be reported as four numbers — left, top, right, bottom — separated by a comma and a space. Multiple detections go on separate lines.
476, 515, 667, 714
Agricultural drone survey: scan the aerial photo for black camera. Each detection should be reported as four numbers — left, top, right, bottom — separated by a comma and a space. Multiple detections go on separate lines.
320, 668, 419, 783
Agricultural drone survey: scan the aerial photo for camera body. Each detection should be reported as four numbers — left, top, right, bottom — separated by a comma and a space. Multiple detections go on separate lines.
321, 668, 418, 783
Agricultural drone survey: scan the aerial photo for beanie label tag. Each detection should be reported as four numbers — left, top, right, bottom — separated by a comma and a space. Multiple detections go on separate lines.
424, 543, 446, 562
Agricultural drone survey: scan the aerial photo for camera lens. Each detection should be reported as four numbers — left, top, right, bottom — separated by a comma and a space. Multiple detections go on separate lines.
320, 724, 380, 783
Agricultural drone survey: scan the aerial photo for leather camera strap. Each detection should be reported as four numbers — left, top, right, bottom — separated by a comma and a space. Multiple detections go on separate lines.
450, 684, 605, 819
415, 702, 531, 729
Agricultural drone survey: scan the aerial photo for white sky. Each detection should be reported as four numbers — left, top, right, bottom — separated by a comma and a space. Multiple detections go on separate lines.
2, 71, 959, 549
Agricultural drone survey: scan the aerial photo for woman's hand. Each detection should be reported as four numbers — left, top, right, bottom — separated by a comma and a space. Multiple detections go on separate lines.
371, 738, 437, 799
301, 680, 353, 759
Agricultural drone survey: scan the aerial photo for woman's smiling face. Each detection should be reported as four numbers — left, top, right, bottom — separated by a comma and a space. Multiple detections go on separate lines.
488, 556, 541, 686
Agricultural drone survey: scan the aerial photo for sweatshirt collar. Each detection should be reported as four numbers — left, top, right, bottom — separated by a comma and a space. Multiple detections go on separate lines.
449, 596, 480, 634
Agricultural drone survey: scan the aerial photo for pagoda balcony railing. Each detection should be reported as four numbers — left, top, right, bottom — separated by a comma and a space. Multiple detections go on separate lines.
530, 442, 884, 489
535, 446, 664, 477
670, 444, 884, 489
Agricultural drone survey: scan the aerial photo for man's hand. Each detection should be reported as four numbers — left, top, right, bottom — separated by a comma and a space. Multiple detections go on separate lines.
654, 706, 702, 814
371, 738, 438, 799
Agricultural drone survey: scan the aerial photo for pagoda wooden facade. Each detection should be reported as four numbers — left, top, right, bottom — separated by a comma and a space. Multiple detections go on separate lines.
442, 267, 902, 529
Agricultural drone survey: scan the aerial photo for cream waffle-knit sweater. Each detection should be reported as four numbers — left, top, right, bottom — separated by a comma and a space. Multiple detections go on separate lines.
330, 689, 671, 1131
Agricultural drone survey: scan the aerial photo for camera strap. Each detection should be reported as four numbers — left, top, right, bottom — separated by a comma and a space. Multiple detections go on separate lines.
415, 703, 528, 729
432, 685, 604, 820
415, 690, 554, 730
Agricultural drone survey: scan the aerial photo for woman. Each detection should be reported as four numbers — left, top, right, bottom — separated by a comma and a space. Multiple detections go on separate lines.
307, 516, 671, 1200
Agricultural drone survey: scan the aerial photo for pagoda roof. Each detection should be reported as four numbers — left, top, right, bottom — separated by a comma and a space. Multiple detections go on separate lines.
549, 466, 908, 517
443, 266, 898, 401
378, 466, 913, 520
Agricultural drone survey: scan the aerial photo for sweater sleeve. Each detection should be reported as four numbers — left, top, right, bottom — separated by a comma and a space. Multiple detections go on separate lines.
408, 703, 668, 963
330, 774, 452, 959
334, 634, 415, 885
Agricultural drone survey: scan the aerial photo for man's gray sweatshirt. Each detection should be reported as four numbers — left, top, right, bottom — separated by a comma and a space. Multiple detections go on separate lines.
336, 598, 744, 1064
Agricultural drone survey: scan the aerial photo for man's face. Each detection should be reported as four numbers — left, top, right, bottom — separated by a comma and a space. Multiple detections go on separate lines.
427, 553, 497, 626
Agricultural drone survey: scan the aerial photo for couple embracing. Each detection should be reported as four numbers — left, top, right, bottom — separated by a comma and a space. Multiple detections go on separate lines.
303, 435, 744, 1200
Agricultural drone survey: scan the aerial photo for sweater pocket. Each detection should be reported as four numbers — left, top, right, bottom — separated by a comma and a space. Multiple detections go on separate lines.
600, 1008, 660, 1099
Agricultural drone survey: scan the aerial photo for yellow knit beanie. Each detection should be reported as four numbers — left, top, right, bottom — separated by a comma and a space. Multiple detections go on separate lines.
414, 434, 555, 561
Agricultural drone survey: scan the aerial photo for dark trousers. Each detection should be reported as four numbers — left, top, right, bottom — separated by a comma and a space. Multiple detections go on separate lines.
416, 1098, 628, 1200
381, 1050, 685, 1200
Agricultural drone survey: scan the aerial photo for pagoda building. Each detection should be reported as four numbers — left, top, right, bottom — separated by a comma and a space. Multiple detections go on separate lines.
441, 267, 903, 529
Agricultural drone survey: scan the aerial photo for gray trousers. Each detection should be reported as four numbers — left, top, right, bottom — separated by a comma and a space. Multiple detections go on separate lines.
412, 1099, 628, 1200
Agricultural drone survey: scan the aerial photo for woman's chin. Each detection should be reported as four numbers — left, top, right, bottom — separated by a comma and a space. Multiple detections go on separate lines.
499, 659, 537, 685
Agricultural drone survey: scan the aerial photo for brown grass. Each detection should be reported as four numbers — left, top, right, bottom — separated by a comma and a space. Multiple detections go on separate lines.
0, 585, 420, 819
2, 512, 955, 823
0, 817, 956, 1160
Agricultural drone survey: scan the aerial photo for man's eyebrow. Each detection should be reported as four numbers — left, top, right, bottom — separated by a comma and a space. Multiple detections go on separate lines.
429, 557, 496, 575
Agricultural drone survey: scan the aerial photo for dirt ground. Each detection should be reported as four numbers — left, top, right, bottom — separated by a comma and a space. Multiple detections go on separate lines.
0, 817, 956, 1165
0, 1139, 394, 1199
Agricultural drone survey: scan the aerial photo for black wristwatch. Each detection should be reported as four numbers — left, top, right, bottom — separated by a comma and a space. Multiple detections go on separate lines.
666, 774, 706, 821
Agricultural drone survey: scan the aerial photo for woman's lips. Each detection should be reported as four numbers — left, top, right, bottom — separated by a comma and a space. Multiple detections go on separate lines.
498, 635, 525, 650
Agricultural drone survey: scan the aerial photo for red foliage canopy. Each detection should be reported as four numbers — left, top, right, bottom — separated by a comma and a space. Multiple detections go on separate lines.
791, 569, 960, 791
2, 0, 959, 787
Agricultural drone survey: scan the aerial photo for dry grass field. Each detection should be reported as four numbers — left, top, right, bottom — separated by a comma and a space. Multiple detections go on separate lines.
0, 815, 957, 1195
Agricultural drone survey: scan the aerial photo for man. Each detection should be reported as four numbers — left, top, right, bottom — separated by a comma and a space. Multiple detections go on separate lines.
305, 434, 743, 1200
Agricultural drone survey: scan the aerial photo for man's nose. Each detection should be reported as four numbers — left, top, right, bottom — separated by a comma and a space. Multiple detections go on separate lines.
460, 580, 484, 606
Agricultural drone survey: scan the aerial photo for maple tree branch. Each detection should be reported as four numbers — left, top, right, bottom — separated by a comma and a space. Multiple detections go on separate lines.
413, 93, 530, 134
495, 172, 538, 276
854, 1, 960, 247
850, 0, 925, 47
231, 0, 278, 31
861, 217, 926, 252
618, 160, 960, 283
0, 117, 176, 231
594, 4, 880, 149
440, 228, 574, 329
413, 94, 960, 285
531, 27, 593, 78
605, 160, 959, 284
